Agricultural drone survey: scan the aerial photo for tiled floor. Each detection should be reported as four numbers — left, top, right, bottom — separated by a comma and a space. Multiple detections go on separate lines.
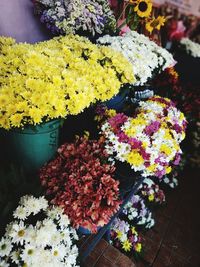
82, 239, 136, 267
82, 167, 200, 267
134, 167, 200, 267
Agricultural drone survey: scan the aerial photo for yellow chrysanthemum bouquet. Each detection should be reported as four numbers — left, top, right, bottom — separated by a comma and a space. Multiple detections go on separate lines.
0, 35, 134, 130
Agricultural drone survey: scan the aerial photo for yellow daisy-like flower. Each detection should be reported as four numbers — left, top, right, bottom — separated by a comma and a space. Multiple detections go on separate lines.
135, 243, 142, 252
126, 151, 144, 167
131, 227, 137, 234
122, 240, 132, 252
116, 230, 123, 239
146, 16, 166, 33
148, 194, 154, 202
165, 166, 172, 174
134, 0, 152, 18
106, 109, 117, 118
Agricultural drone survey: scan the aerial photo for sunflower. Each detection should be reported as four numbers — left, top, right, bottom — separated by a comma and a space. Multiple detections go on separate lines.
146, 16, 166, 33
134, 0, 152, 18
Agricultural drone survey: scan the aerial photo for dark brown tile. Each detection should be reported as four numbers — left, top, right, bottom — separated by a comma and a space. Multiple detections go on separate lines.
83, 251, 101, 267
94, 239, 109, 255
184, 253, 200, 267
95, 256, 114, 267
103, 244, 121, 263
142, 236, 160, 265
115, 255, 135, 267
153, 244, 185, 267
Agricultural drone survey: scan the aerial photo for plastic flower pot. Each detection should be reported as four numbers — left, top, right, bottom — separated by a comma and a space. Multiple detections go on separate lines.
104, 92, 128, 111
104, 86, 130, 111
104, 85, 154, 111
2, 119, 61, 174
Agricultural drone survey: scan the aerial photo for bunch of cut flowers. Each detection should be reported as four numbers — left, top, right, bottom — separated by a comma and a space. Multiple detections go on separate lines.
100, 96, 187, 178
97, 30, 175, 85
40, 135, 121, 233
122, 194, 155, 229
180, 38, 200, 58
0, 195, 79, 267
110, 218, 142, 256
34, 0, 116, 36
138, 178, 165, 205
0, 35, 134, 130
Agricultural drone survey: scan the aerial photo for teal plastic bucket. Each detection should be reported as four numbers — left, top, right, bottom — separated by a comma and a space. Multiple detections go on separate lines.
3, 120, 61, 174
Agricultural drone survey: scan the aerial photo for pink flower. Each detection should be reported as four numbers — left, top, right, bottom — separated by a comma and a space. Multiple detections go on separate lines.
144, 121, 160, 136
117, 19, 131, 36
169, 20, 186, 41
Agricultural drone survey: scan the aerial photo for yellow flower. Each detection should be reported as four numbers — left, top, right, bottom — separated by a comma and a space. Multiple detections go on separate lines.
126, 151, 144, 167
106, 109, 117, 118
83, 131, 90, 139
148, 194, 154, 201
135, 243, 142, 252
131, 227, 137, 234
160, 144, 172, 156
10, 113, 23, 128
168, 67, 179, 79
122, 240, 132, 252
134, 0, 152, 18
146, 16, 166, 33
166, 166, 172, 174
147, 164, 157, 173
29, 108, 42, 125
116, 230, 123, 239
0, 35, 134, 130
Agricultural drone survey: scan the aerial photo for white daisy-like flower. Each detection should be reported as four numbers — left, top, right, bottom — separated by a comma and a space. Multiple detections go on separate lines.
51, 244, 66, 261
38, 196, 48, 210
8, 221, 27, 245
59, 214, 70, 229
25, 225, 36, 243
10, 250, 21, 264
164, 177, 170, 183
21, 244, 37, 265
13, 205, 28, 220
0, 237, 12, 257
24, 195, 44, 215
65, 251, 79, 266
0, 259, 9, 267
46, 206, 63, 220
35, 227, 52, 248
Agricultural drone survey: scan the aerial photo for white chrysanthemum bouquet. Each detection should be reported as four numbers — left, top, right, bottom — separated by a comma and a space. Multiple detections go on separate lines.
97, 31, 175, 85
180, 38, 200, 58
0, 196, 79, 267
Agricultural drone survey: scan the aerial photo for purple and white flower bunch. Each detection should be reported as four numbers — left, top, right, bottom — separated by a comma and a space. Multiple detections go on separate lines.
0, 195, 79, 267
138, 178, 166, 205
110, 218, 142, 254
122, 194, 155, 229
34, 0, 116, 36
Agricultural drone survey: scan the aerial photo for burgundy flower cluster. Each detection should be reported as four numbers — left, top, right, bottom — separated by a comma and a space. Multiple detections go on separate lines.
151, 68, 200, 121
40, 136, 121, 233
